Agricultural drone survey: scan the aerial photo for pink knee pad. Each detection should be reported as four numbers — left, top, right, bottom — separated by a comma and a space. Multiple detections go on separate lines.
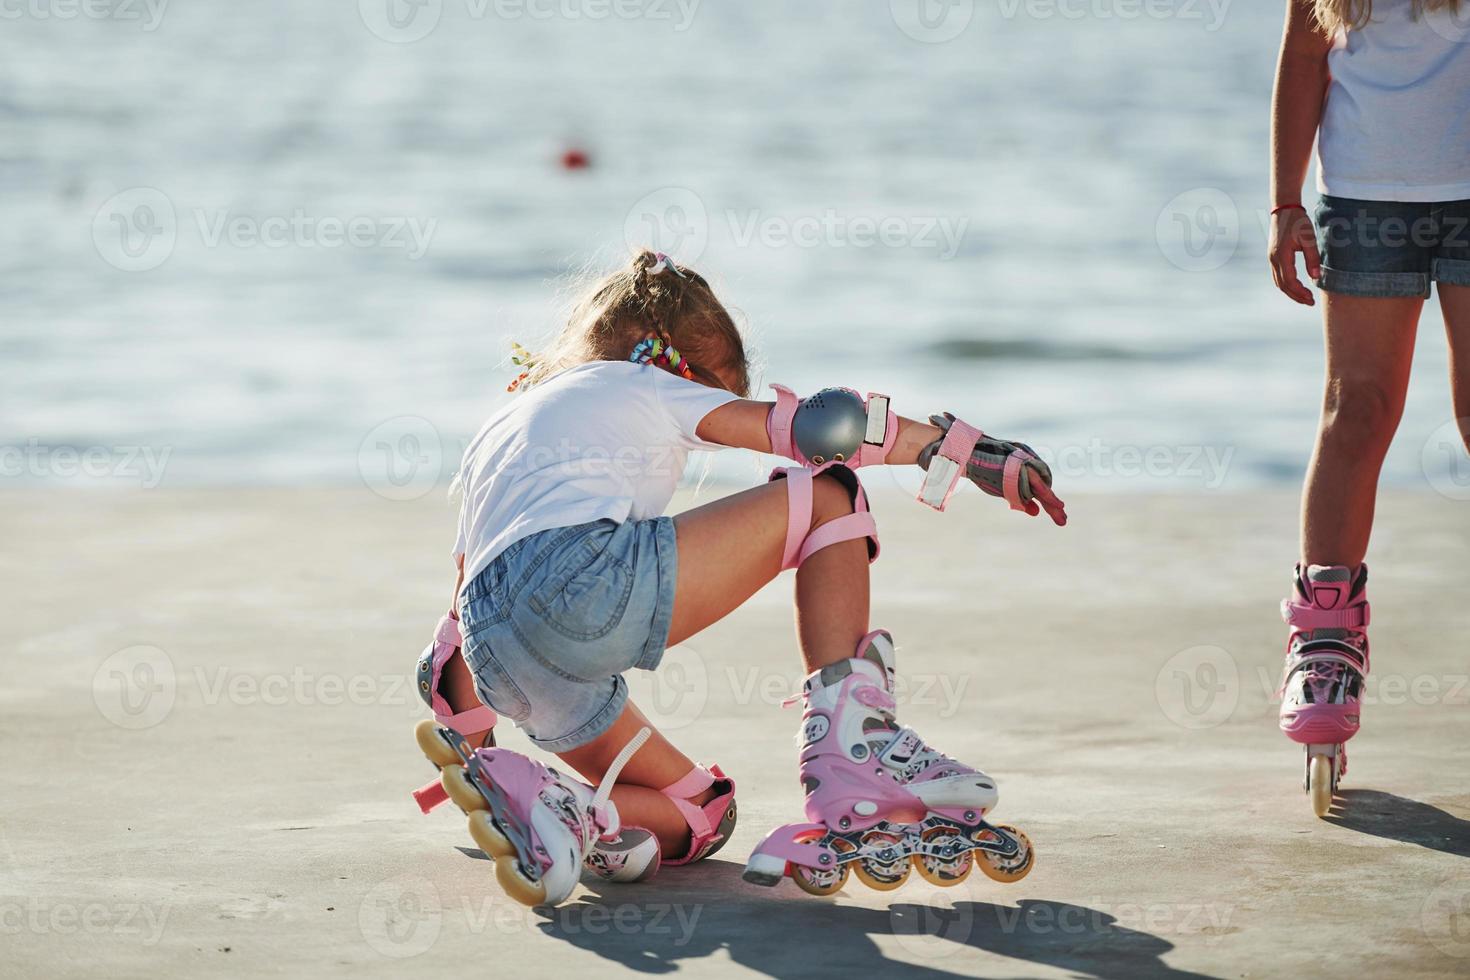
415, 613, 498, 733
771, 464, 880, 570
661, 765, 738, 865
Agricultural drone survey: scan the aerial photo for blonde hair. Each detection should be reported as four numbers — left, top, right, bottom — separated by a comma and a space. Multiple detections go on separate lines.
521, 250, 751, 397
1312, 0, 1462, 32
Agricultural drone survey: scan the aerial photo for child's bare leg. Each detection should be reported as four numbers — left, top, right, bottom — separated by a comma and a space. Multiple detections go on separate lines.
669, 470, 868, 669
1300, 292, 1420, 567
438, 472, 869, 858
556, 703, 709, 858
438, 652, 494, 749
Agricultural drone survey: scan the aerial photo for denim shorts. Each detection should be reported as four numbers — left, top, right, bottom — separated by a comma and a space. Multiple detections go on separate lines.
456, 518, 679, 752
1316, 195, 1470, 299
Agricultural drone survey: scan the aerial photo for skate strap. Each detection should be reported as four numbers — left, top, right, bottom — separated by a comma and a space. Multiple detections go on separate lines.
661, 764, 737, 866
854, 684, 896, 713
876, 727, 927, 767
418, 613, 499, 733
1285, 649, 1367, 678
917, 417, 984, 511
771, 465, 880, 570
1281, 598, 1371, 630
589, 726, 652, 835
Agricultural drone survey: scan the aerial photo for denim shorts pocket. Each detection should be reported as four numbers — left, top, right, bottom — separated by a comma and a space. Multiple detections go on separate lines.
527, 541, 635, 642
465, 645, 532, 724
459, 563, 509, 639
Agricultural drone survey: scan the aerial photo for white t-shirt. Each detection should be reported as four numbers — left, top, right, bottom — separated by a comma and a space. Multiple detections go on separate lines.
1317, 0, 1470, 202
453, 360, 741, 584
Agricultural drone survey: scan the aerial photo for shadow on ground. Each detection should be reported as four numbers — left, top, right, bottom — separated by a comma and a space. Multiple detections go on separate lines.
530, 861, 1221, 980
1327, 790, 1470, 858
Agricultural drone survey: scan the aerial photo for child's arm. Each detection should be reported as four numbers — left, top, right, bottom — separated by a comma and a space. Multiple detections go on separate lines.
1268, 0, 1331, 306
696, 399, 941, 464
696, 393, 1066, 525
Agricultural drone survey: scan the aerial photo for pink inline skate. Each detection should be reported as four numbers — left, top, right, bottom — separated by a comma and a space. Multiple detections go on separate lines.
743, 630, 1033, 895
413, 721, 660, 907
1278, 564, 1371, 817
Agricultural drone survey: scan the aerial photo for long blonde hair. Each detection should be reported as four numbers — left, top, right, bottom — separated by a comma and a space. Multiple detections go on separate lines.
520, 250, 751, 397
1313, 0, 1463, 32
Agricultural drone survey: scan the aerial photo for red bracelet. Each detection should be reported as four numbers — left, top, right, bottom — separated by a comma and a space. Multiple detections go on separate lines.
1271, 203, 1306, 215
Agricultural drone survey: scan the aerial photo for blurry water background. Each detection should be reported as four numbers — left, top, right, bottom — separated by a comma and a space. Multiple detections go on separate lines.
4, 0, 1469, 497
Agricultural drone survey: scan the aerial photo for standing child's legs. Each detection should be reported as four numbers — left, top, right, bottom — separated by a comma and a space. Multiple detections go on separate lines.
1299, 292, 1421, 567
1440, 283, 1470, 453
1281, 291, 1420, 816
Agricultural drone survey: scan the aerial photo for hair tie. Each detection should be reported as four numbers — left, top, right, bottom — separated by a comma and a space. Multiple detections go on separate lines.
650, 253, 687, 278
629, 337, 694, 381
506, 341, 536, 392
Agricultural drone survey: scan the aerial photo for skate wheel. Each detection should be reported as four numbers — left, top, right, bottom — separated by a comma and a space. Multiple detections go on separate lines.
977, 825, 1034, 884
854, 830, 911, 891
415, 719, 461, 769
790, 829, 851, 897
915, 827, 974, 887
1309, 754, 1334, 818
466, 809, 515, 861
441, 765, 488, 814
792, 862, 850, 897
494, 854, 548, 907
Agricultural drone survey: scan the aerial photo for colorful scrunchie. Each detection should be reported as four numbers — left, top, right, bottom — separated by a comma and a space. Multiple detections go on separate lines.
630, 337, 694, 381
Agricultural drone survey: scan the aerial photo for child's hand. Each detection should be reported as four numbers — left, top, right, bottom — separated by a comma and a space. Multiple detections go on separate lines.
919, 414, 1067, 526
1269, 206, 1321, 307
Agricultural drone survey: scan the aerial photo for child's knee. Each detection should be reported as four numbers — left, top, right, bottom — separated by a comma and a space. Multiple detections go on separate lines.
811, 469, 856, 523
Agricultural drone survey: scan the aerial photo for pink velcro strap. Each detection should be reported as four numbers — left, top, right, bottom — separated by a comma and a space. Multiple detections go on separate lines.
662, 765, 715, 799
1280, 598, 1371, 630
854, 392, 898, 468
435, 614, 462, 649
917, 417, 984, 511
440, 704, 498, 731
424, 613, 497, 732
767, 384, 801, 462
798, 512, 878, 566
772, 467, 814, 570
1001, 452, 1028, 512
